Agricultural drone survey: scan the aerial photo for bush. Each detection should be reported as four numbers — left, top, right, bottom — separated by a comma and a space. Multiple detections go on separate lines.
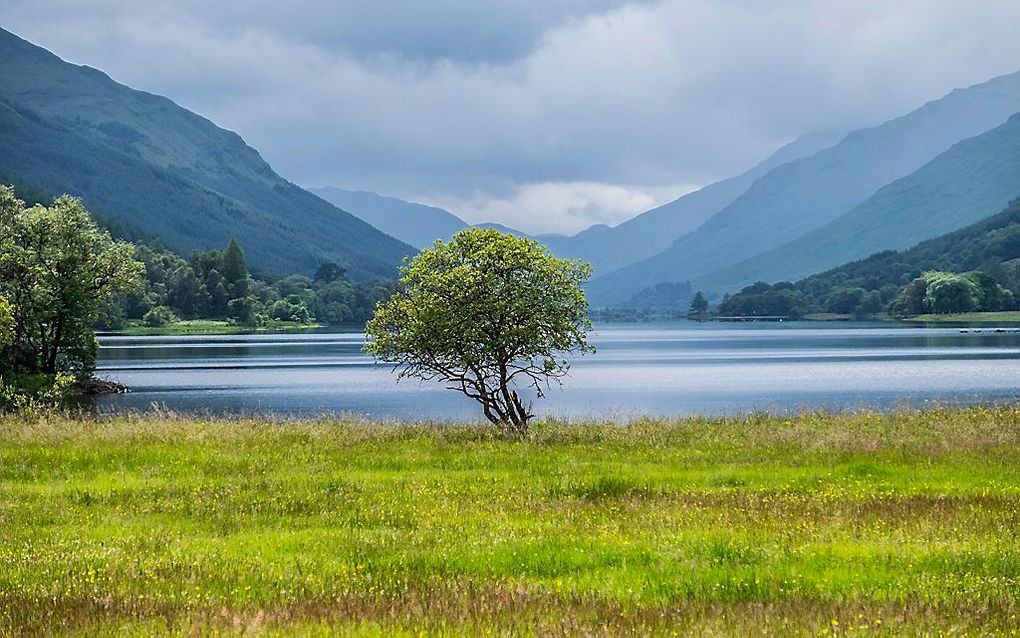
142, 305, 178, 327
0, 373, 76, 414
268, 297, 312, 323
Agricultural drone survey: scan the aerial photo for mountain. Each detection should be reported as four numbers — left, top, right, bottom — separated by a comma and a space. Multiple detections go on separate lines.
310, 187, 468, 249
694, 112, 1020, 293
0, 28, 413, 278
469, 222, 532, 238
309, 186, 540, 249
587, 70, 1020, 305
313, 131, 843, 270
552, 130, 845, 275
811, 196, 1020, 294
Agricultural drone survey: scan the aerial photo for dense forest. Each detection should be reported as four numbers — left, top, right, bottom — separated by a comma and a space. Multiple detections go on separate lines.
0, 182, 399, 413
717, 197, 1020, 317
105, 239, 396, 330
6, 181, 396, 330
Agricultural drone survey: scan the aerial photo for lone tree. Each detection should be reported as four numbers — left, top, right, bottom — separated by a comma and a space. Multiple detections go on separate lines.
0, 187, 142, 378
366, 228, 594, 433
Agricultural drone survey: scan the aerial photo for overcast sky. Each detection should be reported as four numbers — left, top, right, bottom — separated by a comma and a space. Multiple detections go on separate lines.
5, 1, 1020, 234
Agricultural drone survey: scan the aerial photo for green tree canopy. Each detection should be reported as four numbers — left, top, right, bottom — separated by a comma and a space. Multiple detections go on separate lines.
924, 272, 980, 314
890, 275, 931, 316
963, 271, 1014, 311
889, 270, 1006, 316
366, 228, 594, 433
824, 286, 867, 314
314, 262, 346, 284
0, 188, 142, 377
0, 294, 13, 350
718, 282, 816, 318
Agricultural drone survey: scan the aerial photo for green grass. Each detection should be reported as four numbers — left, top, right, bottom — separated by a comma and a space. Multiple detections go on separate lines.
2, 408, 1020, 635
905, 311, 1020, 323
111, 319, 322, 336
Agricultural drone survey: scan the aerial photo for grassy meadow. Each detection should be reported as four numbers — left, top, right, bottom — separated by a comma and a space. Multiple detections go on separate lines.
2, 408, 1020, 635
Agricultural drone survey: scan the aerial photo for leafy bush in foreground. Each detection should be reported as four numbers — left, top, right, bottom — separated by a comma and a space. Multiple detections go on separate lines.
0, 373, 75, 413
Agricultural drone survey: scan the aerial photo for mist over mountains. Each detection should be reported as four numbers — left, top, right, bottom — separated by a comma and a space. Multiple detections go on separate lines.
310, 187, 468, 250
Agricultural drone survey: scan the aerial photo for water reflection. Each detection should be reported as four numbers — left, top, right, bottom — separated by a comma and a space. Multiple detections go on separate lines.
93, 322, 1020, 421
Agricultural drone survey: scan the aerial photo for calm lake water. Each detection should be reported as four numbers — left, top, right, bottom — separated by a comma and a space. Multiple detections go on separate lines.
93, 322, 1020, 421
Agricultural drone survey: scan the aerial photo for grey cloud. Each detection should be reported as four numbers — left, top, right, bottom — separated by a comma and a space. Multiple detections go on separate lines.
4, 1, 1020, 233
4, 0, 645, 64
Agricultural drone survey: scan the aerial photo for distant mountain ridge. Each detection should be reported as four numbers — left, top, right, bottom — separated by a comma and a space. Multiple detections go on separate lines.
0, 27, 413, 278
322, 131, 845, 269
588, 70, 1020, 305
694, 112, 1020, 293
550, 130, 846, 275
473, 222, 533, 238
310, 187, 467, 249
310, 186, 537, 248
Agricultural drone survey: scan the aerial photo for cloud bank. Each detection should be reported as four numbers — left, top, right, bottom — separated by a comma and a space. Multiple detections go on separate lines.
4, 1, 1020, 233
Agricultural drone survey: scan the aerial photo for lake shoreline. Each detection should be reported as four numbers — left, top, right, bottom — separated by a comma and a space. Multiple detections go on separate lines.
93, 323, 1020, 420
100, 310, 1020, 338
98, 319, 325, 337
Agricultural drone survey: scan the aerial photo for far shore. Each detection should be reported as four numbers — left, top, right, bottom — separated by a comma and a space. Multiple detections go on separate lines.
98, 318, 324, 337
95, 311, 1020, 337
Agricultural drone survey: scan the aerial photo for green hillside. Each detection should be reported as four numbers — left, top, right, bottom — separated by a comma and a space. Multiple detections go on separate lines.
0, 28, 413, 278
717, 196, 1020, 317
587, 70, 1020, 306
696, 112, 1020, 293
800, 196, 1020, 296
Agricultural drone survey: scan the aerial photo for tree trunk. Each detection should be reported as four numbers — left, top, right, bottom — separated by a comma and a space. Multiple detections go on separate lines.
497, 366, 529, 435
475, 381, 507, 426
45, 318, 62, 374
511, 390, 532, 425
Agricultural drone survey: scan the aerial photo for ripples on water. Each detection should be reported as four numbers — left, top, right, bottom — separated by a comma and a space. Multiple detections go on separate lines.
94, 322, 1020, 421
